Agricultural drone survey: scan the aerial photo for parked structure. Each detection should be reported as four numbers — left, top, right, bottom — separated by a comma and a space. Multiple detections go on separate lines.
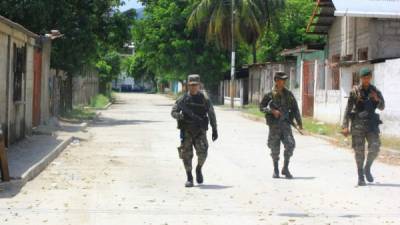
303, 0, 400, 137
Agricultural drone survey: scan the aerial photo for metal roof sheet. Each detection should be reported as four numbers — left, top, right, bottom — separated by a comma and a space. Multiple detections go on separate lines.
333, 0, 400, 18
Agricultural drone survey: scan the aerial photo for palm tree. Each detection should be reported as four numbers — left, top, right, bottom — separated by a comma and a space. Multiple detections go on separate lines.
188, 0, 283, 63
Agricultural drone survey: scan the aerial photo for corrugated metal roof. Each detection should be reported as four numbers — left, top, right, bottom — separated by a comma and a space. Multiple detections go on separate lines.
333, 0, 400, 18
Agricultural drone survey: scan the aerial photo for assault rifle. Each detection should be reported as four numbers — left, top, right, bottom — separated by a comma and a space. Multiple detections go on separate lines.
268, 101, 304, 135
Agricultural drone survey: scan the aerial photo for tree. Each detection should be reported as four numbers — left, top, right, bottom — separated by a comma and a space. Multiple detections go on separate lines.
187, 0, 283, 63
258, 0, 324, 62
131, 0, 230, 88
0, 0, 133, 111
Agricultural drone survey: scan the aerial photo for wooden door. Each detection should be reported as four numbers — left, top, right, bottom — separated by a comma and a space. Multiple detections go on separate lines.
302, 61, 315, 117
33, 48, 42, 127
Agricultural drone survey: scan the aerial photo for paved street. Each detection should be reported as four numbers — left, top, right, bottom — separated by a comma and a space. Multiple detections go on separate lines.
1, 93, 399, 225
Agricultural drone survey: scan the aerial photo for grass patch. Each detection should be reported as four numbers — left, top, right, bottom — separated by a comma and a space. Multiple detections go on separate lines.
62, 107, 96, 121
241, 104, 264, 118
90, 94, 110, 109
381, 136, 400, 151
302, 117, 340, 136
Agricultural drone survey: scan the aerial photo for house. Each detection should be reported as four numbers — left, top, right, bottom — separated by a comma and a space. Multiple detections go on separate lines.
281, 44, 327, 117
0, 16, 58, 146
0, 16, 37, 145
305, 0, 400, 136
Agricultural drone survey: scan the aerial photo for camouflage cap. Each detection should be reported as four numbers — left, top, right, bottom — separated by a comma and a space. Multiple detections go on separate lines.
359, 67, 372, 77
274, 71, 289, 81
188, 74, 201, 85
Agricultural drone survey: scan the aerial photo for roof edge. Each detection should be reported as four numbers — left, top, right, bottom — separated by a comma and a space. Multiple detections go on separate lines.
0, 15, 39, 38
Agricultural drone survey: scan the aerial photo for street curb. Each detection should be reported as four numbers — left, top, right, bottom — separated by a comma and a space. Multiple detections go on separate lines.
238, 111, 400, 155
0, 136, 73, 190
0, 121, 90, 191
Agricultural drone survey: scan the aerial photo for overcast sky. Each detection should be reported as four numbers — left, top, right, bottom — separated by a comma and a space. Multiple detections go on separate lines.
119, 0, 143, 11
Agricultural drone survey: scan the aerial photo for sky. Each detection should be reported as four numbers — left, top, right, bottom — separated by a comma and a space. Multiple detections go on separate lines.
119, 0, 143, 11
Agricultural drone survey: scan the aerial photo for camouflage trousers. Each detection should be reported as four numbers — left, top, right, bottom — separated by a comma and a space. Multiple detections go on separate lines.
352, 131, 380, 166
267, 123, 295, 161
181, 129, 209, 172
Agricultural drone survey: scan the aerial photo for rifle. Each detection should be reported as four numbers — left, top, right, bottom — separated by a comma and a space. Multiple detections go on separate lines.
177, 97, 208, 130
268, 102, 304, 135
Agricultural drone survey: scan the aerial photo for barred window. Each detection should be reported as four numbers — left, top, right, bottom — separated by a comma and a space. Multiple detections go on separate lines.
13, 44, 26, 102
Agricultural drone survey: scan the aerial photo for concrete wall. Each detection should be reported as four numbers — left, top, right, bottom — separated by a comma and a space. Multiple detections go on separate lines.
0, 32, 8, 129
0, 19, 36, 144
374, 58, 400, 137
370, 19, 400, 60
40, 40, 52, 124
329, 17, 400, 61
328, 17, 371, 59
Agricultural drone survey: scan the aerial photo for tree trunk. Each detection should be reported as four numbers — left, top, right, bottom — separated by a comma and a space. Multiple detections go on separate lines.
252, 43, 257, 64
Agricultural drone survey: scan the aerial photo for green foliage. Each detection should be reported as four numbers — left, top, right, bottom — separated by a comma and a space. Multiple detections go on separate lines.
131, 0, 230, 85
61, 107, 96, 121
187, 0, 284, 50
0, 0, 133, 75
96, 51, 122, 83
90, 94, 110, 109
258, 0, 324, 61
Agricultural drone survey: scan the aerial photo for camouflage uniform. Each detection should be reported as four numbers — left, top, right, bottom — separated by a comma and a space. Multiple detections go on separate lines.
171, 92, 217, 174
342, 83, 385, 184
260, 87, 302, 162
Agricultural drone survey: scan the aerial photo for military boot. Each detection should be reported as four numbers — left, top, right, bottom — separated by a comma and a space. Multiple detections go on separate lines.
281, 159, 293, 179
364, 164, 374, 183
196, 166, 203, 184
358, 168, 366, 186
185, 171, 194, 188
272, 161, 280, 178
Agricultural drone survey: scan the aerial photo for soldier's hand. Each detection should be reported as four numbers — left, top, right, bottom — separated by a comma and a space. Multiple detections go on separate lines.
212, 129, 218, 142
272, 109, 281, 118
370, 91, 380, 102
342, 128, 350, 137
177, 113, 184, 120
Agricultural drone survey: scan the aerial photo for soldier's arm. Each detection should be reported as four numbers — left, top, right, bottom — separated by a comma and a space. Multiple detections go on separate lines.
342, 92, 355, 129
207, 99, 217, 131
290, 93, 303, 128
171, 97, 184, 120
260, 93, 272, 113
376, 90, 385, 111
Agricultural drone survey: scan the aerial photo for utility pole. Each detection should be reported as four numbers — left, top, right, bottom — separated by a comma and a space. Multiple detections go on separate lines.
230, 0, 236, 108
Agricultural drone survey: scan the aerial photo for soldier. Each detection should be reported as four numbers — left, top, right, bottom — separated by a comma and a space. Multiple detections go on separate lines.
171, 74, 218, 187
260, 72, 303, 179
342, 68, 385, 186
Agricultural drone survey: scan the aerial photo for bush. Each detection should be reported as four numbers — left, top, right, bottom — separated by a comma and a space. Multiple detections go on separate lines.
90, 94, 110, 108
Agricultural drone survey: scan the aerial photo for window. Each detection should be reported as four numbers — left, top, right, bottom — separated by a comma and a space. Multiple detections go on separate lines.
13, 44, 26, 102
358, 47, 368, 61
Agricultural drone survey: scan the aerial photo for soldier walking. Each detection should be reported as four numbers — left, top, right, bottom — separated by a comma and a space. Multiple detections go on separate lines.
342, 68, 385, 186
171, 74, 218, 187
260, 72, 303, 179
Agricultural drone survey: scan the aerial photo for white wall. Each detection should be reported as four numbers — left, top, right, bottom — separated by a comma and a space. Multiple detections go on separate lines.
374, 58, 400, 137
0, 32, 8, 127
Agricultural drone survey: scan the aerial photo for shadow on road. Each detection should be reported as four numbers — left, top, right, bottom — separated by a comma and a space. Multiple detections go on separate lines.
368, 183, 400, 188
92, 117, 162, 127
293, 176, 316, 180
277, 213, 312, 218
197, 184, 233, 190
0, 182, 23, 198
